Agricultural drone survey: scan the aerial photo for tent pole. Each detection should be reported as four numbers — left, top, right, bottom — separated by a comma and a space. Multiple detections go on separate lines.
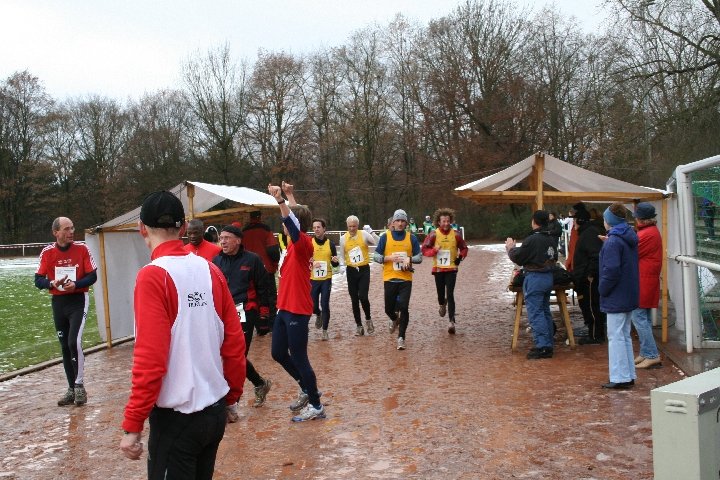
532, 152, 545, 211
187, 183, 195, 219
661, 197, 669, 342
98, 231, 113, 349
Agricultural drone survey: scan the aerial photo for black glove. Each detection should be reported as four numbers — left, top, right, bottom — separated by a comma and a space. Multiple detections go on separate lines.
454, 256, 463, 265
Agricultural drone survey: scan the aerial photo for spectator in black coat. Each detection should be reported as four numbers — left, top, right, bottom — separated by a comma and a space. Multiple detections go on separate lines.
572, 209, 606, 344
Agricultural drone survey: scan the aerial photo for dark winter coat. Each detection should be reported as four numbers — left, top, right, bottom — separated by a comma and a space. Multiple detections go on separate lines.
599, 222, 639, 313
571, 220, 604, 286
508, 228, 558, 272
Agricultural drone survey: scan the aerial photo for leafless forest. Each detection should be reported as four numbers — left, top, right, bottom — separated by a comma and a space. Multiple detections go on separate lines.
1, 0, 719, 242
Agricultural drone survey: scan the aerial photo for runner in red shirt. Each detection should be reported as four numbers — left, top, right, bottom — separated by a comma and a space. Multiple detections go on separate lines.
35, 216, 97, 407
268, 181, 326, 422
183, 218, 221, 261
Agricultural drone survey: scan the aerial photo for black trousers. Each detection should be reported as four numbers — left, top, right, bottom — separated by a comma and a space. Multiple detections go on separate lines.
51, 293, 88, 388
577, 278, 606, 341
147, 399, 227, 480
433, 271, 457, 320
242, 309, 263, 387
384, 281, 412, 338
346, 265, 371, 325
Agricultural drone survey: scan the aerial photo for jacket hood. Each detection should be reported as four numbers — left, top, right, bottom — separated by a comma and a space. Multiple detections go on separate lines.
607, 222, 637, 248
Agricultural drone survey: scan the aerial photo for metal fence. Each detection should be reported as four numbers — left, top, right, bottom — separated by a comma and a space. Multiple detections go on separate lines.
0, 242, 48, 258
690, 168, 720, 341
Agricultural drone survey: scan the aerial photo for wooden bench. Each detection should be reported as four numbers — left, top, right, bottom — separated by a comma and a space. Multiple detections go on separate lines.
508, 282, 576, 351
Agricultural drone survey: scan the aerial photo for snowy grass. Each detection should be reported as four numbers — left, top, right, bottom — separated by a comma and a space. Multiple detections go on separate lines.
0, 258, 102, 374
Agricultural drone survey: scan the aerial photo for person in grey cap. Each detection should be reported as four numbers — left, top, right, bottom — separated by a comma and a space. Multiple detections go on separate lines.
373, 209, 422, 350
631, 202, 663, 369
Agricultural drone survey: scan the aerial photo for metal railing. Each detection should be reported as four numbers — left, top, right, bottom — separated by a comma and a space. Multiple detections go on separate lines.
0, 242, 49, 256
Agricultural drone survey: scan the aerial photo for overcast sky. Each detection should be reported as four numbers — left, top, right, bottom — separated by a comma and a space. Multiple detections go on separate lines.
1, 0, 609, 101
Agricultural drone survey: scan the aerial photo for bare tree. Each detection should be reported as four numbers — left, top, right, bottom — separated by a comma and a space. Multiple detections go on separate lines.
69, 95, 131, 225
122, 90, 192, 196
183, 44, 249, 184
246, 50, 308, 185
0, 71, 55, 242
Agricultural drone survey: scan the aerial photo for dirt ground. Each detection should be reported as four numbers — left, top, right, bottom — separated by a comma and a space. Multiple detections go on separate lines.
0, 243, 685, 479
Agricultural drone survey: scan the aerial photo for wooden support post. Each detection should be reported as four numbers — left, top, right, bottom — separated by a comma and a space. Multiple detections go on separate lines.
98, 231, 113, 349
530, 152, 545, 211
187, 183, 195, 220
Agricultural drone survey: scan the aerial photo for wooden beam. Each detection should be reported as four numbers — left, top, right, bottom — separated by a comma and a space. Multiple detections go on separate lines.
98, 231, 113, 349
186, 182, 195, 220
532, 152, 545, 211
455, 190, 667, 204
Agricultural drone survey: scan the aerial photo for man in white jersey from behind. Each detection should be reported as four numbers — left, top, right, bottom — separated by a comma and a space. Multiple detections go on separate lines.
120, 191, 246, 480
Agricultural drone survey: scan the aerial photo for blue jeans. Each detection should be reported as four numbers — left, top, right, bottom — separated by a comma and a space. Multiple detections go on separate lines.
607, 312, 636, 382
523, 271, 554, 349
271, 311, 321, 407
632, 308, 659, 359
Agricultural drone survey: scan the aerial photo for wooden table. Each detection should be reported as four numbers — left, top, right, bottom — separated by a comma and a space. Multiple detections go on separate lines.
509, 283, 575, 351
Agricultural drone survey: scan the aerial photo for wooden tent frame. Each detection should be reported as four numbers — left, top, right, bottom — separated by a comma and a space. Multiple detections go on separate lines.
454, 152, 671, 342
87, 182, 279, 347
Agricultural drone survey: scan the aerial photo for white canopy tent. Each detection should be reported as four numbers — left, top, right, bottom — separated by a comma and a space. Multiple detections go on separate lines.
84, 181, 279, 344
454, 152, 672, 340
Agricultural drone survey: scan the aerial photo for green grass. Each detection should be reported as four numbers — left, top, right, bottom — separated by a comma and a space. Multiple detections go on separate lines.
0, 259, 103, 374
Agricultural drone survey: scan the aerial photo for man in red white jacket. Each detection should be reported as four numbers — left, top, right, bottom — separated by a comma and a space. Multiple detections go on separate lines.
119, 191, 246, 480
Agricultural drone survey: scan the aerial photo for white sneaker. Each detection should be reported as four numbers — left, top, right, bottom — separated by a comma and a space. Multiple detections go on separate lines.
366, 319, 375, 335
397, 337, 406, 350
321, 329, 329, 341
291, 403, 326, 422
355, 325, 364, 336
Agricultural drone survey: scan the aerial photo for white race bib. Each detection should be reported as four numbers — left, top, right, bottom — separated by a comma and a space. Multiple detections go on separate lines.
348, 246, 364, 265
313, 261, 328, 278
54, 266, 76, 291
436, 249, 451, 266
392, 251, 407, 271
235, 303, 246, 323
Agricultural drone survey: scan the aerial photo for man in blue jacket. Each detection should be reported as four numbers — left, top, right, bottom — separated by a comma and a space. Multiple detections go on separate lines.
599, 202, 639, 389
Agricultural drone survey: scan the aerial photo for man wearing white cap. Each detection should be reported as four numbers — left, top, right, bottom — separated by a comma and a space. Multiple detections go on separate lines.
373, 209, 422, 350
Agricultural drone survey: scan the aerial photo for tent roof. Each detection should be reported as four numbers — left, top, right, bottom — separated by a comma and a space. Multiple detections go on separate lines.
455, 153, 667, 204
90, 181, 279, 232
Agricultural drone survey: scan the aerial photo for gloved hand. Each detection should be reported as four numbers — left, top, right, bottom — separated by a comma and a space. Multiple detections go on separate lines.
363, 225, 373, 233
338, 265, 346, 275
454, 256, 463, 266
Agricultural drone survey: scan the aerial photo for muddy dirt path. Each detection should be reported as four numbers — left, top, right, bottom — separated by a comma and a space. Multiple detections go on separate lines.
0, 244, 684, 479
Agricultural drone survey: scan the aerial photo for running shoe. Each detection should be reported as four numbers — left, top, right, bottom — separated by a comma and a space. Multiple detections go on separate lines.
57, 388, 75, 406
355, 325, 364, 336
439, 301, 447, 317
397, 337, 406, 350
314, 314, 322, 329
448, 321, 456, 335
74, 385, 87, 406
389, 312, 399, 333
291, 404, 326, 422
289, 391, 309, 412
321, 329, 329, 341
365, 319, 375, 335
634, 355, 646, 365
253, 378, 273, 407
